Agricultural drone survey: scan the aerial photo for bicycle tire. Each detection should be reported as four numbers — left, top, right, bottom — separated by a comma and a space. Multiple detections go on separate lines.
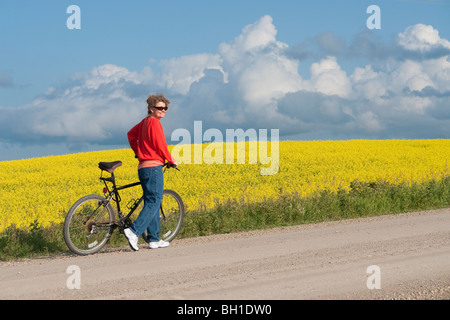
63, 194, 115, 255
141, 189, 185, 244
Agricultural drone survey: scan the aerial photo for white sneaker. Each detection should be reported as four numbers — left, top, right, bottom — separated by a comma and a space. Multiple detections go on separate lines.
124, 228, 139, 251
149, 239, 170, 249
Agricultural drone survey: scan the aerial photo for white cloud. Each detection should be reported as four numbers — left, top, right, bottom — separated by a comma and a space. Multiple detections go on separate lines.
397, 24, 450, 52
238, 55, 303, 105
159, 53, 224, 94
422, 56, 450, 92
219, 15, 280, 69
391, 60, 434, 92
83, 64, 142, 90
357, 111, 384, 133
350, 65, 388, 103
307, 56, 351, 98
218, 15, 303, 109
1, 64, 148, 145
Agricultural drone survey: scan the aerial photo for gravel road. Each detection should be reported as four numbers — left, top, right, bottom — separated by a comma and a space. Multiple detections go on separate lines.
1, 208, 449, 300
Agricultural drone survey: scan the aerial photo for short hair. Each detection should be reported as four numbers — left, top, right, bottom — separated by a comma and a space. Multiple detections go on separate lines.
147, 93, 170, 115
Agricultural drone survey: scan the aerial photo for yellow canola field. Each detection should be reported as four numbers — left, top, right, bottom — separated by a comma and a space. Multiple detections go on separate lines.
0, 139, 449, 232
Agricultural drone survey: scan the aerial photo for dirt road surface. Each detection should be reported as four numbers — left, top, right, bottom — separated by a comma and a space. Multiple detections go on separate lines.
1, 208, 449, 300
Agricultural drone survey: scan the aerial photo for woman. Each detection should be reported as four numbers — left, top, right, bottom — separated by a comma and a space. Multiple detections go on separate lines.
124, 93, 177, 251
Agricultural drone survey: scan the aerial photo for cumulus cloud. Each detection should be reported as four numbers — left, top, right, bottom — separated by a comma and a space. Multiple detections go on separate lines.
307, 56, 351, 98
218, 16, 303, 111
397, 24, 450, 52
159, 53, 224, 95
1, 16, 450, 160
0, 64, 147, 146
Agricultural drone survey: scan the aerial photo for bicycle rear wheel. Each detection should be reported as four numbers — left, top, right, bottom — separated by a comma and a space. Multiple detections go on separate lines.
63, 194, 115, 255
142, 189, 185, 243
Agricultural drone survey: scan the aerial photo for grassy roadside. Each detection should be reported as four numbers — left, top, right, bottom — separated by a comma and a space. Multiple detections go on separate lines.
1, 176, 449, 261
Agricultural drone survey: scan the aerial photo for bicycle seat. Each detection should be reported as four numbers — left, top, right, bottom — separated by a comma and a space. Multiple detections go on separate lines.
98, 161, 122, 173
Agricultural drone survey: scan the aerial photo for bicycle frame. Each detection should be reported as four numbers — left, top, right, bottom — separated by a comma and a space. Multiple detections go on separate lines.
99, 169, 142, 226
98, 162, 179, 230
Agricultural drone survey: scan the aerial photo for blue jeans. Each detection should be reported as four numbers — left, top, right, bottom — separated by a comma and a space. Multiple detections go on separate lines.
130, 166, 163, 242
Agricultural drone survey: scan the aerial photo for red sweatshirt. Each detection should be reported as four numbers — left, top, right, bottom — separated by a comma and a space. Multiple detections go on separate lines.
127, 117, 175, 169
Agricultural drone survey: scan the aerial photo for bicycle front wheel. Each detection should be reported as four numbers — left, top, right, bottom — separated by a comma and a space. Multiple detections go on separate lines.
63, 194, 115, 255
142, 189, 185, 243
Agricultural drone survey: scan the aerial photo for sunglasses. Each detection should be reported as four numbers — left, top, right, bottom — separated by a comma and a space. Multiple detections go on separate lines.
153, 106, 168, 111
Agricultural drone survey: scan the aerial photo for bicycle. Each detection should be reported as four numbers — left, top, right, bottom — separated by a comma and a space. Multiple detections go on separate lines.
63, 161, 185, 255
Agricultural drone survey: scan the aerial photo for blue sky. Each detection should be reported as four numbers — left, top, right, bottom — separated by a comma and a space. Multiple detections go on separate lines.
1, 0, 450, 161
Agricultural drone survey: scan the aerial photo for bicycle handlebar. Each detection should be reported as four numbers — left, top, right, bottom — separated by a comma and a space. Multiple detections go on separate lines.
164, 162, 180, 171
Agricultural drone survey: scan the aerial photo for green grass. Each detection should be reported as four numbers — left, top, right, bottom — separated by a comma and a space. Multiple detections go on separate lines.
1, 176, 449, 261
180, 176, 450, 237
